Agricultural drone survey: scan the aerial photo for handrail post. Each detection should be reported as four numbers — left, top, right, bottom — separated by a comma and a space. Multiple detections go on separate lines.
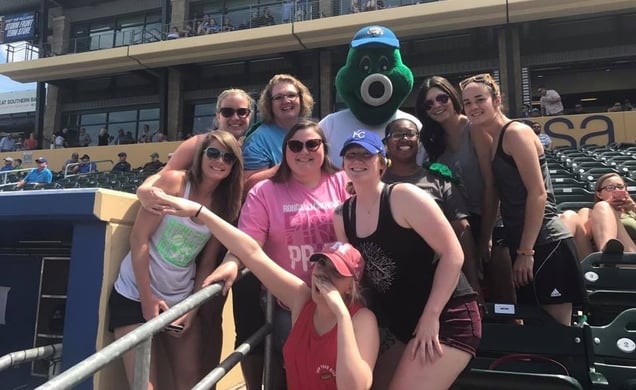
263, 290, 274, 390
132, 337, 152, 390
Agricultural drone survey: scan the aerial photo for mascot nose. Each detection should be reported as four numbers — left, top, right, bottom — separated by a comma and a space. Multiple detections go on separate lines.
360, 73, 393, 107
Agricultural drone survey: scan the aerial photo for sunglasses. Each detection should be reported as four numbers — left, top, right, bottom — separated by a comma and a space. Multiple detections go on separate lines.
219, 107, 251, 118
388, 130, 419, 140
204, 147, 237, 164
422, 93, 450, 112
287, 139, 322, 153
600, 184, 626, 192
459, 73, 496, 91
271, 92, 300, 102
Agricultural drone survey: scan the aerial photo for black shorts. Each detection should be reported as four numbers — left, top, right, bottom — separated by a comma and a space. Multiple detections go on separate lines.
379, 296, 481, 357
232, 272, 265, 355
108, 288, 145, 332
509, 238, 587, 307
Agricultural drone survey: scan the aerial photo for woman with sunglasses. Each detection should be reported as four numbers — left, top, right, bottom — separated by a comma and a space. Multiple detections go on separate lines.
152, 192, 379, 390
415, 76, 495, 300
108, 131, 243, 389
333, 130, 480, 390
574, 173, 636, 253
214, 120, 350, 389
460, 73, 586, 325
241, 74, 314, 182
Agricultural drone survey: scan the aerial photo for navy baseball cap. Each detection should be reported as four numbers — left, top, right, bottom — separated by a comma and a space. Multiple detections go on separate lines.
35, 157, 47, 163
351, 25, 399, 48
340, 129, 386, 158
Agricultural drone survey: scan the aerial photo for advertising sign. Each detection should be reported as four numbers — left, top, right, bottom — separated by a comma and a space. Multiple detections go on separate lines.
0, 90, 38, 115
0, 12, 37, 44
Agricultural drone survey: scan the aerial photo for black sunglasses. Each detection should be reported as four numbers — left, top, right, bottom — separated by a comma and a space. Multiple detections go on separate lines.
204, 147, 237, 164
219, 107, 251, 118
287, 139, 322, 153
423, 93, 450, 111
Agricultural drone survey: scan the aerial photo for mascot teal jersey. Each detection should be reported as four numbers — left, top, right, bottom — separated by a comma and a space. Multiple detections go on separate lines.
320, 25, 424, 166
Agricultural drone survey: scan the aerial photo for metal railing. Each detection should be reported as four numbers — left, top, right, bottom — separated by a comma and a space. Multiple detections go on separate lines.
63, 159, 114, 178
0, 343, 63, 379
36, 268, 272, 390
0, 167, 34, 185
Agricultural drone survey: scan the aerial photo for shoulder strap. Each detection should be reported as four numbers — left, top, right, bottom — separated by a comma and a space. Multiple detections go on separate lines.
342, 197, 357, 242
496, 120, 516, 157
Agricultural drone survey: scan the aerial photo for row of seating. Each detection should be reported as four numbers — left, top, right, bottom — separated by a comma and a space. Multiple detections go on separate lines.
455, 251, 636, 390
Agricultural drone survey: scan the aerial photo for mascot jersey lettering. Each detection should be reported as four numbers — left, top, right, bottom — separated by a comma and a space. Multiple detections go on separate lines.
239, 171, 350, 285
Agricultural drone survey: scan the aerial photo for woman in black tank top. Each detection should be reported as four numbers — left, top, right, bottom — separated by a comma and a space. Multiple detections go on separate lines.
333, 130, 480, 390
460, 73, 586, 326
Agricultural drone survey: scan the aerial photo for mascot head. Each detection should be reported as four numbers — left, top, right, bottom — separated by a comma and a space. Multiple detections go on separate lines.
335, 25, 414, 126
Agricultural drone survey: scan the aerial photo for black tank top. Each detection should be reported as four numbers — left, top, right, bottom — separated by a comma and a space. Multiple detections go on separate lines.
492, 121, 571, 248
342, 184, 474, 343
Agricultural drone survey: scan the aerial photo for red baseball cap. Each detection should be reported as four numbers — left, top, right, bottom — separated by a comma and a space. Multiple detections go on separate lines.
310, 242, 364, 281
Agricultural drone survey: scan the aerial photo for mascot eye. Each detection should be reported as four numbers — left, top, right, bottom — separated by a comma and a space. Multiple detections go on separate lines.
378, 56, 390, 72
359, 56, 371, 73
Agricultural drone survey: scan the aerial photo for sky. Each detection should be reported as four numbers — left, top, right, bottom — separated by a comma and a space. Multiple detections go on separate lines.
0, 43, 37, 93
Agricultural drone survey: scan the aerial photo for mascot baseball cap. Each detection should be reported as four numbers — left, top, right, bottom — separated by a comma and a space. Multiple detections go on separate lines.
340, 129, 387, 158
351, 25, 399, 48
310, 242, 364, 281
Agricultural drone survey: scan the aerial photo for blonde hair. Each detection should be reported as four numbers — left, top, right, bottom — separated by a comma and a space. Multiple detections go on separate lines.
258, 74, 314, 124
216, 88, 254, 111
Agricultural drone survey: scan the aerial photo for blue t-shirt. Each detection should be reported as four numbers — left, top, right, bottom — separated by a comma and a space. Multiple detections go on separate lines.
241, 122, 287, 170
78, 162, 97, 174
24, 168, 53, 184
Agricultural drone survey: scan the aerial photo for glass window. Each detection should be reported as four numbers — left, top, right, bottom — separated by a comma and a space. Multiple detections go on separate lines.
117, 14, 145, 28
81, 113, 107, 125
139, 108, 160, 120
90, 31, 114, 50
109, 110, 137, 123
194, 103, 214, 116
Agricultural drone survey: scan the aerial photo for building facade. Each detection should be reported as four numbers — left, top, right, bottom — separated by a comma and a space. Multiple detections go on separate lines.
1, 0, 635, 145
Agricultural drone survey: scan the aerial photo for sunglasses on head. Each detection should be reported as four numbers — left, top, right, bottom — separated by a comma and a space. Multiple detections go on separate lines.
422, 93, 450, 112
459, 73, 496, 91
219, 107, 251, 118
287, 139, 322, 153
204, 147, 237, 164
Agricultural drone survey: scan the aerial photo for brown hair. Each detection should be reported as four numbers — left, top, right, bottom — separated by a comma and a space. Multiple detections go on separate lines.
258, 74, 314, 124
271, 119, 338, 183
593, 172, 623, 202
188, 130, 244, 222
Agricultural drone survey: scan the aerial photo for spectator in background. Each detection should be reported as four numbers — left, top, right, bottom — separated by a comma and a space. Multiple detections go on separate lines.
123, 131, 135, 144
0, 134, 16, 152
13, 158, 22, 169
152, 131, 166, 142
538, 85, 564, 116
98, 127, 112, 146
23, 132, 37, 150
16, 157, 52, 188
624, 99, 633, 111
520, 103, 531, 118
138, 124, 153, 143
53, 128, 68, 148
262, 8, 275, 25
532, 121, 552, 150
62, 152, 80, 173
78, 154, 97, 174
78, 127, 92, 146
114, 129, 126, 145
573, 103, 585, 114
1, 157, 14, 172
222, 16, 234, 32
608, 102, 623, 112
530, 107, 541, 117
143, 152, 164, 172
167, 26, 180, 39
112, 152, 131, 173
351, 0, 361, 13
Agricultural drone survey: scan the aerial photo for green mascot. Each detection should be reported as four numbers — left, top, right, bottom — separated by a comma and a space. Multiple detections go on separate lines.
320, 25, 422, 166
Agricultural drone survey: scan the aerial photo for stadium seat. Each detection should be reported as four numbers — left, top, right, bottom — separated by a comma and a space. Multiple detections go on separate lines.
580, 252, 636, 326
589, 309, 636, 390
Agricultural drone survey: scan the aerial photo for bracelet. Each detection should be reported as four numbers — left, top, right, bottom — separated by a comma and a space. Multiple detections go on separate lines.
516, 248, 535, 256
194, 205, 203, 218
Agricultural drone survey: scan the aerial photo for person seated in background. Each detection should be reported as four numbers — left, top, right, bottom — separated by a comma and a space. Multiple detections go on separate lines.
78, 154, 97, 174
112, 152, 131, 173
607, 102, 623, 112
531, 121, 552, 150
13, 158, 22, 170
575, 173, 636, 253
143, 152, 164, 172
23, 132, 37, 150
16, 157, 52, 188
62, 152, 80, 173
167, 26, 180, 39
1, 157, 14, 172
